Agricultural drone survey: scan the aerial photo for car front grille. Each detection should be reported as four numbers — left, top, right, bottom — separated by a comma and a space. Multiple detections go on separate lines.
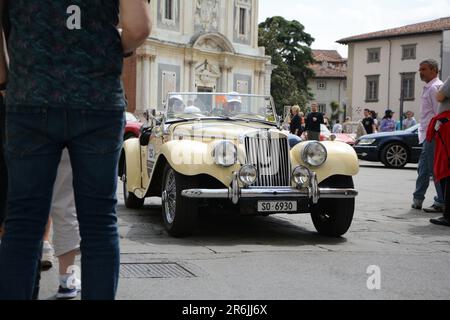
244, 133, 291, 187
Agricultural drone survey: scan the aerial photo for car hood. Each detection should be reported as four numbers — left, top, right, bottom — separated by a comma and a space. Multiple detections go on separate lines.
171, 120, 282, 141
359, 130, 413, 139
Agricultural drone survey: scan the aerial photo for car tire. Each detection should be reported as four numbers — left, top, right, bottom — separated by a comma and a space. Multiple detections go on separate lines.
122, 157, 145, 209
310, 175, 355, 238
161, 164, 199, 237
381, 143, 409, 168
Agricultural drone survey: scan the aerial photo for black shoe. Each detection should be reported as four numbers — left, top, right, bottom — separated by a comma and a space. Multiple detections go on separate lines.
430, 216, 450, 227
423, 205, 444, 213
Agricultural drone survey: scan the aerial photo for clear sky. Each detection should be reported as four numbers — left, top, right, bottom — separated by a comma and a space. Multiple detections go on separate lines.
259, 0, 450, 58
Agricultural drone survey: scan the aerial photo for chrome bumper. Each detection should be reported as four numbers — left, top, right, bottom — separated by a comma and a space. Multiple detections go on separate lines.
181, 172, 358, 205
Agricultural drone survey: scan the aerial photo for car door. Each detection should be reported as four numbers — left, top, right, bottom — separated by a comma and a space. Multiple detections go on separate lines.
409, 128, 422, 162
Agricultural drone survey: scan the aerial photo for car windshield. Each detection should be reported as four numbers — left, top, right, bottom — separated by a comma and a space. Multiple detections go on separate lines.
165, 93, 276, 124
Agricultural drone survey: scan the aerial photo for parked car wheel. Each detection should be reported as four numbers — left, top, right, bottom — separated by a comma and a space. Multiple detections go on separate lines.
161, 164, 199, 237
122, 157, 145, 209
311, 175, 355, 237
381, 143, 409, 168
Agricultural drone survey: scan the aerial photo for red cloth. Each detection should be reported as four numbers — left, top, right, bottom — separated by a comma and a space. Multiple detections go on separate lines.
426, 110, 450, 182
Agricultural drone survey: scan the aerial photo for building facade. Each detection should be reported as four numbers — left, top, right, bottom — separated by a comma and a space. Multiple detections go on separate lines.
309, 50, 347, 118
338, 17, 450, 121
122, 0, 273, 114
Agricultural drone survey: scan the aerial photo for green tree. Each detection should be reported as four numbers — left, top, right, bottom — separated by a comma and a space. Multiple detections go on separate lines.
259, 16, 315, 114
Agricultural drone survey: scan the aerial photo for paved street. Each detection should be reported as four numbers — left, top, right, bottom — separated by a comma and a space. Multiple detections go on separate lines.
40, 161, 450, 300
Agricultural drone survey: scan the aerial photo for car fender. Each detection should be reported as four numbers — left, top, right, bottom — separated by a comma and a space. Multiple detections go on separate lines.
290, 141, 359, 183
155, 140, 242, 188
122, 138, 143, 194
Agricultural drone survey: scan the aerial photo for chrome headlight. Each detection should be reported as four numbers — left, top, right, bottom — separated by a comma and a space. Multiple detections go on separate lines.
239, 165, 257, 186
357, 138, 376, 146
292, 166, 311, 187
302, 142, 327, 167
212, 141, 237, 167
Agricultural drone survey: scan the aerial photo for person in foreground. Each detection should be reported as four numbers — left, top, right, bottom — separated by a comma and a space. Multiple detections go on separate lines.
0, 0, 152, 300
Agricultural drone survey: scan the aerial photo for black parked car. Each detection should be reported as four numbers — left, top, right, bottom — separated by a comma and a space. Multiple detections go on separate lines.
354, 124, 422, 168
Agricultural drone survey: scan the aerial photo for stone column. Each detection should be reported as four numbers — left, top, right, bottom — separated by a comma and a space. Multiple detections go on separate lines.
148, 54, 157, 110
190, 60, 197, 92
253, 71, 259, 95
227, 67, 234, 92
258, 71, 266, 95
264, 64, 275, 96
142, 56, 150, 110
135, 54, 143, 111
136, 47, 156, 118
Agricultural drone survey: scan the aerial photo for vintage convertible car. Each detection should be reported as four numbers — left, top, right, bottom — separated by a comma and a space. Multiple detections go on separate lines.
120, 93, 359, 238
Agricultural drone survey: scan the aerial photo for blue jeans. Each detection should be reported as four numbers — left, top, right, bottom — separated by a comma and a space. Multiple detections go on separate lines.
0, 106, 125, 300
413, 140, 444, 206
0, 96, 6, 226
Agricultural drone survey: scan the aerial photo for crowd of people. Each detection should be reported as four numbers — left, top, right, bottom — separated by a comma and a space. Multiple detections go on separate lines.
285, 59, 449, 228
286, 104, 418, 142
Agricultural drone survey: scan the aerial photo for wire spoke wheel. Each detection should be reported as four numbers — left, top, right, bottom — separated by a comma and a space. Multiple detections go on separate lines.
164, 169, 177, 224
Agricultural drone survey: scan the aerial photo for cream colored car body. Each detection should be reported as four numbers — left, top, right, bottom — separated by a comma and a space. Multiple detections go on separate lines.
122, 120, 359, 199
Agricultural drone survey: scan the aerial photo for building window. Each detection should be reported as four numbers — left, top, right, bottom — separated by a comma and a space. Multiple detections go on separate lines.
401, 73, 416, 100
318, 104, 327, 114
366, 75, 380, 102
239, 8, 246, 35
165, 0, 173, 20
317, 81, 327, 90
402, 44, 416, 60
235, 0, 251, 42
367, 48, 381, 63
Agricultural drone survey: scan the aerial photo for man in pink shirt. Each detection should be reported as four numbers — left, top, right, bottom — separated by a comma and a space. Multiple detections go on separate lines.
412, 59, 444, 213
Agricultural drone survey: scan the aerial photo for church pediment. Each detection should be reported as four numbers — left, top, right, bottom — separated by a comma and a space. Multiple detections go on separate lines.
191, 32, 235, 54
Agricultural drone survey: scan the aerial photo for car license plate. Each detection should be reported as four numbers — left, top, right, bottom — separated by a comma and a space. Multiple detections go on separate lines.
257, 201, 297, 213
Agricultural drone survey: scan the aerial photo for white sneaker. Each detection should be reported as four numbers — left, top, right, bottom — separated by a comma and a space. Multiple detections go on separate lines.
56, 276, 81, 300
41, 241, 54, 270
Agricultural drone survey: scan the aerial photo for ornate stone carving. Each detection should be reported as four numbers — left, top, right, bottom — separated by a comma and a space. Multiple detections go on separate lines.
196, 38, 224, 53
195, 60, 221, 89
195, 0, 219, 32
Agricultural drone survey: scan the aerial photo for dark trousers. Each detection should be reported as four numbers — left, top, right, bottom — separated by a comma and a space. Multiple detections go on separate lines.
0, 106, 124, 300
0, 96, 6, 226
307, 131, 320, 141
1, 98, 42, 299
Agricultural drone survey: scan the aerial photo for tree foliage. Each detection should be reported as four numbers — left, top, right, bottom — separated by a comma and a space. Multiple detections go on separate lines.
259, 16, 315, 114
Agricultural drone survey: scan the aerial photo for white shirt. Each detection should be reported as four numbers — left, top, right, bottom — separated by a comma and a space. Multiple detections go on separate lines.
419, 77, 443, 144
332, 123, 343, 133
